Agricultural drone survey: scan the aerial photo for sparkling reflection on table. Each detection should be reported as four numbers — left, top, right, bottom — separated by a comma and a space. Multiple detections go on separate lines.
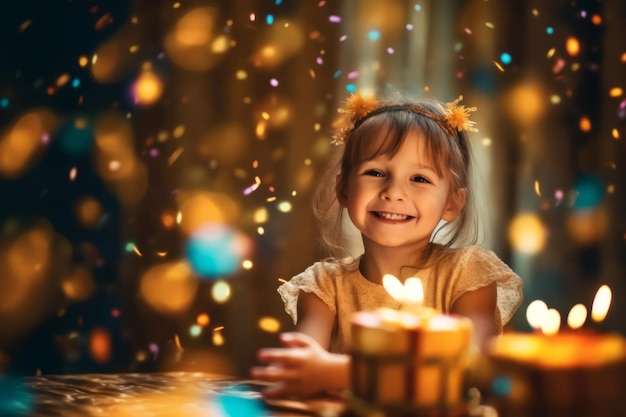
14, 372, 346, 417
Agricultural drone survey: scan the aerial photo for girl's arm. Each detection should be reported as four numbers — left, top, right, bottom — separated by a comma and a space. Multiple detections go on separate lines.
450, 282, 497, 351
295, 291, 336, 348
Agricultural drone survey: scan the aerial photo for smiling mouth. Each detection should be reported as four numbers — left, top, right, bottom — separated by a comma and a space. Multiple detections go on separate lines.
373, 211, 413, 221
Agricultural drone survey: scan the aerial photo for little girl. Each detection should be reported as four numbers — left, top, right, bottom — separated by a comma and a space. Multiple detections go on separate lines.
251, 92, 523, 399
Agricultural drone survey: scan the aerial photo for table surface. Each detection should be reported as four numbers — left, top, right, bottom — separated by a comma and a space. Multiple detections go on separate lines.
14, 371, 347, 417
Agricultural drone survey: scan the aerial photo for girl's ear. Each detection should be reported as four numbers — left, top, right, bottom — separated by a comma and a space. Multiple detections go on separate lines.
335, 174, 347, 206
442, 188, 466, 221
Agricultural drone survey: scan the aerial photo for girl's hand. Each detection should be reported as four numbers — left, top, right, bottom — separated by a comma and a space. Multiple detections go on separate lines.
250, 332, 348, 399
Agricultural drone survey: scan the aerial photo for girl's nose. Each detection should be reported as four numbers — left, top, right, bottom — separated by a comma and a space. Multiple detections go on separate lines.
380, 180, 407, 201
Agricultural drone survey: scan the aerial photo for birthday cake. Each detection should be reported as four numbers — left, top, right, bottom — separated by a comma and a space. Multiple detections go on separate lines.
348, 309, 474, 417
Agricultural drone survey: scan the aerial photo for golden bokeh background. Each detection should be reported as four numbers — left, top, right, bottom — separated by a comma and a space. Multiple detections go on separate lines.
0, 0, 624, 379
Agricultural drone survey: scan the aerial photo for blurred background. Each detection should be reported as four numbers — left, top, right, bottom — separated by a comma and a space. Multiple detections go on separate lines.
0, 0, 624, 380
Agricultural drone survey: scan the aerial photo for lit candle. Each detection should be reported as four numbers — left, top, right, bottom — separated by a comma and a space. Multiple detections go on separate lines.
487, 285, 626, 416
525, 299, 548, 331
566, 303, 587, 330
350, 274, 473, 411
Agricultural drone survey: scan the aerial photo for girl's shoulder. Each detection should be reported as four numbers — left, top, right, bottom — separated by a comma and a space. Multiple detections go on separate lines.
301, 256, 361, 277
429, 244, 512, 273
432, 244, 501, 262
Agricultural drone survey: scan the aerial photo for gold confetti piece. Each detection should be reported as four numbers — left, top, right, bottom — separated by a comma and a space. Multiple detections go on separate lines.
255, 121, 267, 139
546, 48, 556, 58
168, 146, 183, 166
309, 68, 316, 79
609, 87, 623, 97
56, 73, 70, 87
277, 278, 287, 284
174, 334, 184, 351
213, 326, 225, 332
173, 125, 185, 138
94, 13, 113, 30
19, 20, 32, 32
534, 180, 541, 196
132, 244, 143, 256
213, 331, 225, 346
612, 128, 620, 140
493, 61, 505, 72
485, 22, 495, 29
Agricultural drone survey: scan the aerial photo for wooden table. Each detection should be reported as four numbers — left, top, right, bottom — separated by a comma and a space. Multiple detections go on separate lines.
12, 372, 347, 417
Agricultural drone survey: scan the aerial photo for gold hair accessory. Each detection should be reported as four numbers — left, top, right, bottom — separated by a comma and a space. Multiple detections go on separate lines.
331, 92, 478, 145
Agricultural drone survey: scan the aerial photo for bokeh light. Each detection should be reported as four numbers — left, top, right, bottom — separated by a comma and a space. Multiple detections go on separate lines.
186, 223, 252, 279
178, 192, 241, 235
508, 213, 548, 254
505, 82, 546, 126
567, 304, 587, 330
0, 222, 71, 347
572, 174, 604, 210
139, 261, 199, 315
251, 20, 305, 69
196, 313, 211, 327
165, 7, 230, 72
541, 308, 561, 336
132, 69, 164, 106
566, 208, 608, 245
211, 280, 232, 304
75, 196, 103, 228
62, 265, 96, 302
90, 327, 112, 364
591, 285, 612, 323
258, 316, 281, 333
0, 109, 57, 178
526, 300, 549, 330
93, 111, 148, 207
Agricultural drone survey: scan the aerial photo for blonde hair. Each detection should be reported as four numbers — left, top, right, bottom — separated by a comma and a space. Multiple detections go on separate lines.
313, 97, 479, 261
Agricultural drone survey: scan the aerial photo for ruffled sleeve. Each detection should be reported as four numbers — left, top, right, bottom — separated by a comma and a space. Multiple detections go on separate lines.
451, 246, 523, 329
277, 259, 352, 325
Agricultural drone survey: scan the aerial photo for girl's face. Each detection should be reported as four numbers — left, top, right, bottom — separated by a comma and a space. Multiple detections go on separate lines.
338, 130, 462, 251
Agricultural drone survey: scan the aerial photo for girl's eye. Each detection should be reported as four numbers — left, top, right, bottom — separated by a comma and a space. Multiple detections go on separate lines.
412, 175, 430, 183
363, 169, 384, 177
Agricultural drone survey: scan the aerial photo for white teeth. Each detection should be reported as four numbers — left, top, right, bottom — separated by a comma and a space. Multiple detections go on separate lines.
377, 212, 409, 221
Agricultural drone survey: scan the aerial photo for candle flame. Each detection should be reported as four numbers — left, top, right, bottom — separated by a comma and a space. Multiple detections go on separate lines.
591, 284, 612, 322
526, 299, 548, 330
382, 274, 405, 302
541, 308, 561, 335
382, 274, 424, 306
404, 277, 424, 305
566, 303, 587, 329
